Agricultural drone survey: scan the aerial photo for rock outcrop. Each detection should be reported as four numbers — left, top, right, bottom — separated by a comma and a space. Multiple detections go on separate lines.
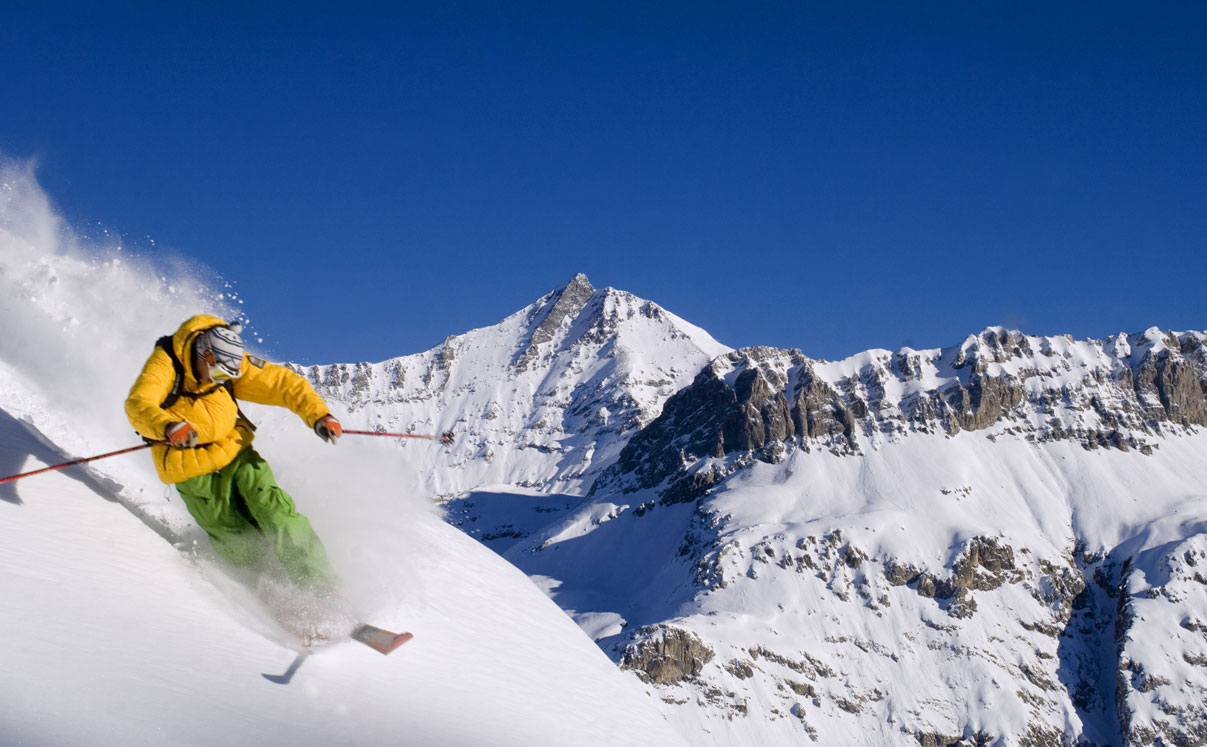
620, 625, 716, 685
595, 328, 1207, 503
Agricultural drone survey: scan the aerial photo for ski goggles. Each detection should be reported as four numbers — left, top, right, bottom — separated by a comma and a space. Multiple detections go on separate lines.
202, 347, 242, 381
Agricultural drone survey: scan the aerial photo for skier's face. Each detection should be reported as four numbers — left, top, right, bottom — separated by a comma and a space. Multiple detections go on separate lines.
193, 351, 215, 384
200, 347, 240, 382
193, 339, 241, 385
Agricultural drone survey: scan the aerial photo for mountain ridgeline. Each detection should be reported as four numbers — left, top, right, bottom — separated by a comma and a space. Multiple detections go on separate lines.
595, 326, 1207, 505
302, 275, 1207, 746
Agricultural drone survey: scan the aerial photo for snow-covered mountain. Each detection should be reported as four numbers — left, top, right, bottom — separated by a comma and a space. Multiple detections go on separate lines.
299, 279, 1207, 746
4, 160, 1206, 745
556, 332, 1207, 745
291, 272, 730, 498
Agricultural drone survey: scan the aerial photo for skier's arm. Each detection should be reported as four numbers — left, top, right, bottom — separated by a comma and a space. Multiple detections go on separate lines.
125, 348, 179, 441
231, 359, 331, 429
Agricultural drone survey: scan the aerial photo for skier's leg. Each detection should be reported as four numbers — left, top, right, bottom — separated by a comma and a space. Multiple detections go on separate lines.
231, 448, 334, 589
175, 466, 267, 567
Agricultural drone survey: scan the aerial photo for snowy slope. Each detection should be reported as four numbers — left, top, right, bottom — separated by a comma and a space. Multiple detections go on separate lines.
0, 424, 688, 747
505, 428, 1207, 745
0, 163, 688, 747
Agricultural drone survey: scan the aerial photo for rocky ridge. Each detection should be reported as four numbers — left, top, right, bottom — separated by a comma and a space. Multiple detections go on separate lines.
594, 327, 1207, 504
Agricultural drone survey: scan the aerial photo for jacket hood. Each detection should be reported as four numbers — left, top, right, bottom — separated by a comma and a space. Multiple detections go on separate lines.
171, 314, 231, 383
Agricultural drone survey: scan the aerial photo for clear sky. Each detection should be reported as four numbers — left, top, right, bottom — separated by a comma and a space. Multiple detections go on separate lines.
2, 2, 1204, 365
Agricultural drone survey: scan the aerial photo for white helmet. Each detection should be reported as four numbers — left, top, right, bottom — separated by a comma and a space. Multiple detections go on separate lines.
196, 325, 245, 381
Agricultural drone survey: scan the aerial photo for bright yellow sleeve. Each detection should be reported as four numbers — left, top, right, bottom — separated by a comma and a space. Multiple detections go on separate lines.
232, 359, 330, 429
125, 348, 177, 441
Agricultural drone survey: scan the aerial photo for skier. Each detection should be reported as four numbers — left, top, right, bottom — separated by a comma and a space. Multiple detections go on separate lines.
125, 314, 342, 592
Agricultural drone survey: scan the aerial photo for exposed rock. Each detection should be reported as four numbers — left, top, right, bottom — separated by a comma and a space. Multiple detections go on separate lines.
1031, 558, 1087, 622
933, 537, 1025, 618
748, 646, 835, 679
1133, 346, 1207, 426
843, 544, 867, 569
724, 366, 795, 451
514, 273, 596, 373
594, 363, 738, 500
792, 365, 857, 451
889, 537, 1026, 618
725, 659, 755, 679
620, 625, 715, 685
1017, 724, 1065, 747
915, 572, 940, 599
956, 370, 1026, 431
913, 729, 995, 746
784, 679, 816, 697
951, 536, 1024, 592
885, 559, 922, 587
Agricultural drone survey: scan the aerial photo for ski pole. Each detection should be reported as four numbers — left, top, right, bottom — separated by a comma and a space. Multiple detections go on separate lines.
0, 441, 164, 485
343, 429, 455, 446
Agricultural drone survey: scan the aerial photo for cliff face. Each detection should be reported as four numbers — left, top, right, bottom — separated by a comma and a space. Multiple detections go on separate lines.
595, 328, 1207, 504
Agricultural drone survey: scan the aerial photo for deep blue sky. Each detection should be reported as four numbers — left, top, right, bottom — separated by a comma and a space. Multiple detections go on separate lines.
3, 2, 1205, 364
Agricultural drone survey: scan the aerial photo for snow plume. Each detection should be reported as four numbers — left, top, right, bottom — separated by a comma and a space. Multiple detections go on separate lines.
0, 155, 436, 614
0, 157, 235, 447
250, 419, 439, 616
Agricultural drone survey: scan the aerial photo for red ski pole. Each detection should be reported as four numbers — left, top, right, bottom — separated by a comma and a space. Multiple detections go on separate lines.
343, 429, 455, 446
0, 441, 164, 485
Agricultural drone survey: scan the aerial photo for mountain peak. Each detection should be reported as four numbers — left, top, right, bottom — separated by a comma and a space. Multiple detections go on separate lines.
515, 274, 599, 370
562, 272, 594, 294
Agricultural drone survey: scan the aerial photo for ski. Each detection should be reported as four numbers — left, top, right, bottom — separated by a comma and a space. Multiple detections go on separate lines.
351, 623, 413, 655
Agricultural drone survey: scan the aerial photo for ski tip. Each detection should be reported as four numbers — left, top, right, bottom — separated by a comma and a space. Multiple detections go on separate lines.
390, 632, 415, 652
372, 631, 413, 655
352, 624, 414, 655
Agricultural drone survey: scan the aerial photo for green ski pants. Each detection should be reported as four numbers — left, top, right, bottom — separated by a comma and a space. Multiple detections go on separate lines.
176, 447, 332, 589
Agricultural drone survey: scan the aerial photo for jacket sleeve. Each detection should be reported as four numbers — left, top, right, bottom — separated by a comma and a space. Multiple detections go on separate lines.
232, 360, 331, 429
125, 348, 178, 441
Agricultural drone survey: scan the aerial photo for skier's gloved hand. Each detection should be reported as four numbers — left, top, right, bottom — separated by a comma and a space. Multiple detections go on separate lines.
166, 421, 199, 448
314, 415, 342, 445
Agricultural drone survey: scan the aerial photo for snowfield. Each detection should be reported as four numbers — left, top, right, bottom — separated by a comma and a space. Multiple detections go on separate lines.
0, 430, 689, 747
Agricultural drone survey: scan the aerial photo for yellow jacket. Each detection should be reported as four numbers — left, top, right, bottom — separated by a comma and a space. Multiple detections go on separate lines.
125, 314, 332, 484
